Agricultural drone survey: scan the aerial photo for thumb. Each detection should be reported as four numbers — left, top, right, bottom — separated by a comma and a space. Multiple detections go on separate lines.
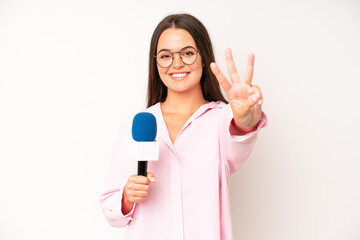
147, 172, 156, 183
238, 93, 260, 112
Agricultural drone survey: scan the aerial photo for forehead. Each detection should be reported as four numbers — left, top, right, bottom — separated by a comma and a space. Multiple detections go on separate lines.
157, 28, 197, 51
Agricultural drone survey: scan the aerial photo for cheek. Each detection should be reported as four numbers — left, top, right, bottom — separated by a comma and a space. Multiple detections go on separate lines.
157, 66, 166, 76
157, 66, 168, 84
193, 61, 203, 78
195, 57, 203, 74
195, 69, 203, 81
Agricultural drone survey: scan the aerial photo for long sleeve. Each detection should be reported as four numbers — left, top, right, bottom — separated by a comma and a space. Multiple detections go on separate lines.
219, 104, 268, 175
99, 102, 267, 239
99, 116, 137, 228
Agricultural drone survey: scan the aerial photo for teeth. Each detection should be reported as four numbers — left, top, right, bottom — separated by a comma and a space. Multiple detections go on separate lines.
172, 73, 187, 78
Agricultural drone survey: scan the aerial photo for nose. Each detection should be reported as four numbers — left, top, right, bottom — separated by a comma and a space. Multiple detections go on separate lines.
171, 52, 184, 68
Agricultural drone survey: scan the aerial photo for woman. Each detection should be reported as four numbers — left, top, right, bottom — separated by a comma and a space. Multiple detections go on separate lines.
100, 13, 267, 239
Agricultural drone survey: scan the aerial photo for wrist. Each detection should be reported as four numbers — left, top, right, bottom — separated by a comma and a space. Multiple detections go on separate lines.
231, 118, 258, 135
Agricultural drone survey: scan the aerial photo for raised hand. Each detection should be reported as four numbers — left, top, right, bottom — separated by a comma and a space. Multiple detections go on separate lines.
210, 48, 263, 133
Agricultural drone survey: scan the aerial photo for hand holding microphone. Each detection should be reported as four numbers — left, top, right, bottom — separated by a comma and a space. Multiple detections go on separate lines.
122, 173, 156, 215
123, 172, 156, 204
122, 112, 159, 213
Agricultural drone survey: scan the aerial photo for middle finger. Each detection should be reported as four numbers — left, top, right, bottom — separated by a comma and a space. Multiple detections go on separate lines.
225, 48, 241, 84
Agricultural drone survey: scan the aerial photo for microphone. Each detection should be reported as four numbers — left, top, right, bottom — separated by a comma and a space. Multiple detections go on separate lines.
131, 112, 159, 176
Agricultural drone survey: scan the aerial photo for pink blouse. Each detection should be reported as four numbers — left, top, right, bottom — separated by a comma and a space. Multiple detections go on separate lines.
100, 101, 267, 240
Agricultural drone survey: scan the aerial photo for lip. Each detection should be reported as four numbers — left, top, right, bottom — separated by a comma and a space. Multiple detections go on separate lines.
169, 72, 190, 81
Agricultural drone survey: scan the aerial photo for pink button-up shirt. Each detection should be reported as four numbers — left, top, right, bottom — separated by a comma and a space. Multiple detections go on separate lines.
100, 101, 267, 240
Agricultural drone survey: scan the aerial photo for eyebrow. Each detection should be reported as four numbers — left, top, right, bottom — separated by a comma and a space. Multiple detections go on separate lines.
157, 45, 195, 54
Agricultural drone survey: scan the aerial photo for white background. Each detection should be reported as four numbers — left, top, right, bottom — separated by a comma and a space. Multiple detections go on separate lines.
1, 0, 359, 239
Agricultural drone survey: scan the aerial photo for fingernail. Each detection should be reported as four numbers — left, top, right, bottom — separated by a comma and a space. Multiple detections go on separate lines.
251, 94, 259, 101
225, 48, 231, 58
247, 86, 254, 94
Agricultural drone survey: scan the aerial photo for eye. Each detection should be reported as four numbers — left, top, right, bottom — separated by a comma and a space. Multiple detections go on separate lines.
183, 51, 194, 56
159, 53, 171, 59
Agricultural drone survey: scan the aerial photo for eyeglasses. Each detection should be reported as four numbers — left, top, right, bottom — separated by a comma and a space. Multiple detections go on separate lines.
154, 46, 200, 68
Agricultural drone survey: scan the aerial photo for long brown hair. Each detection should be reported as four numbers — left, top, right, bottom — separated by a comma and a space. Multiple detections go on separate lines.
147, 13, 228, 108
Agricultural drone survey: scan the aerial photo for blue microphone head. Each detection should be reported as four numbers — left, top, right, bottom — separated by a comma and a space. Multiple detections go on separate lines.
132, 112, 157, 142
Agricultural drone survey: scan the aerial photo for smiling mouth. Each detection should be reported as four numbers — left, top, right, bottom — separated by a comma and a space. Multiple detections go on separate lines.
170, 72, 189, 80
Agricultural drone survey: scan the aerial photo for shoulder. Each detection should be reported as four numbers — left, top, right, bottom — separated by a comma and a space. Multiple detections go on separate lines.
144, 102, 161, 115
190, 100, 230, 124
121, 102, 161, 126
204, 100, 230, 117
208, 100, 228, 109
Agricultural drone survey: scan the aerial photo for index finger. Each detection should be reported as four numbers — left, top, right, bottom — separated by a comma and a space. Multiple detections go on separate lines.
225, 48, 241, 84
210, 62, 232, 94
130, 175, 150, 184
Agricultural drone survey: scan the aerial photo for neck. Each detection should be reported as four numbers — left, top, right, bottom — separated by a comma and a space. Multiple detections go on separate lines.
161, 87, 209, 115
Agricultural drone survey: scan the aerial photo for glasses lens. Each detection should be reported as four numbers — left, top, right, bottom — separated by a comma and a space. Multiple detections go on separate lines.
157, 51, 172, 68
181, 48, 197, 65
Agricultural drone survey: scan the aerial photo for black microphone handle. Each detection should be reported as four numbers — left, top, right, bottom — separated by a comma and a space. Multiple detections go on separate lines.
138, 161, 148, 177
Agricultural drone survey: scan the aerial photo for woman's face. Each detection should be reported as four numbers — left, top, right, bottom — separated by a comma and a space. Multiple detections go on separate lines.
156, 28, 203, 96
